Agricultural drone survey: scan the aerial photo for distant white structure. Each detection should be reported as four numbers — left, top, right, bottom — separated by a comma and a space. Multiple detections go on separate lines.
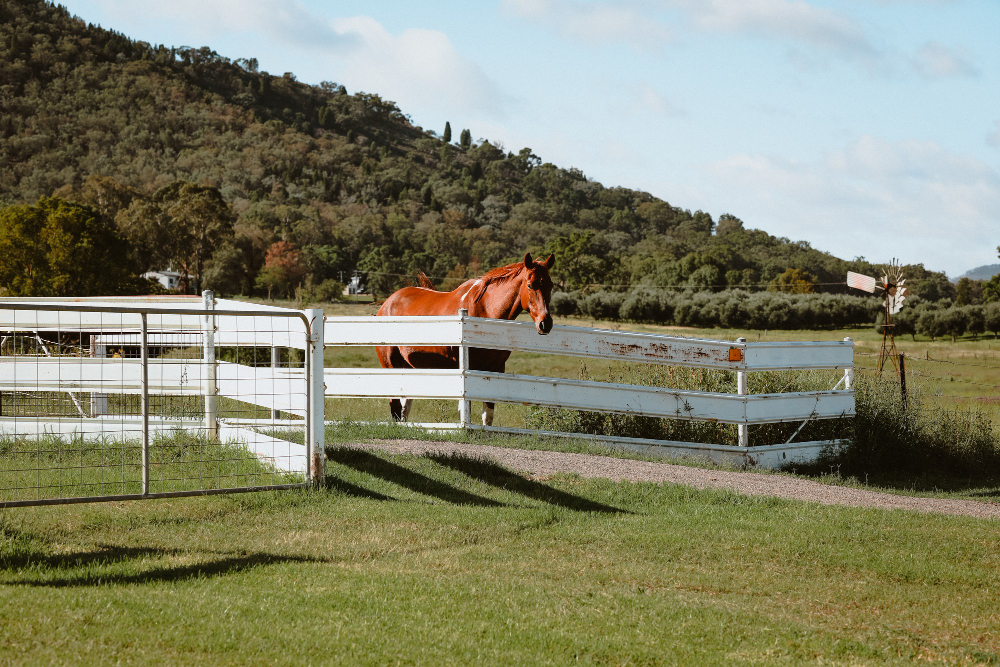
343, 273, 366, 296
143, 269, 192, 292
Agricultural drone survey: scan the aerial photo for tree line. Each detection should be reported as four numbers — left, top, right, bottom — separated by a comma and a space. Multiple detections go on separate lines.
0, 0, 979, 331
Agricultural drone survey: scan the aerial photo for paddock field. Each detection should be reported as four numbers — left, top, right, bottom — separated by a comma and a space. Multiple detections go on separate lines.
3, 301, 999, 664
2, 448, 999, 665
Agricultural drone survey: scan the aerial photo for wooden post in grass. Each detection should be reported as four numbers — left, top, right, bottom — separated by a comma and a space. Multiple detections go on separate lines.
899, 353, 907, 408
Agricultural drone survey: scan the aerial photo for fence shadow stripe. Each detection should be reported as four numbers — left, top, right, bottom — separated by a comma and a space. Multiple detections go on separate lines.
327, 448, 505, 507
325, 476, 396, 501
1, 544, 181, 571
428, 453, 627, 514
10, 552, 326, 587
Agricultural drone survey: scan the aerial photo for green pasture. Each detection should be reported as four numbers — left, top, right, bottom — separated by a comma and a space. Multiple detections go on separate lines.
2, 301, 998, 664
3, 449, 999, 665
0, 433, 297, 503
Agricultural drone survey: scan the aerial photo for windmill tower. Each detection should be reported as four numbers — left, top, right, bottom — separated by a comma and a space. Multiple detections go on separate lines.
847, 260, 907, 375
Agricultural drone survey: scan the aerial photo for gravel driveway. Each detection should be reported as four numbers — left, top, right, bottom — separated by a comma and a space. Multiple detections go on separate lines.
344, 440, 1000, 520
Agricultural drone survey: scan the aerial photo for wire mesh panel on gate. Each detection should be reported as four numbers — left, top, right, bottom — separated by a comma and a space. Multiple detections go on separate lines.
0, 300, 312, 507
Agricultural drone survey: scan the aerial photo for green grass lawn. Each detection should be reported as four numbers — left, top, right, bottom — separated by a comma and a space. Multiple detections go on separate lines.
2, 448, 998, 665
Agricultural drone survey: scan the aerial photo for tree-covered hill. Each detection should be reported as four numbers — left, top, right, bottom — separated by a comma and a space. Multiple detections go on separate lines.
0, 0, 953, 307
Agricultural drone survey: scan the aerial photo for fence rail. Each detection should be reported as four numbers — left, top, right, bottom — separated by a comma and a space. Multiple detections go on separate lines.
323, 312, 855, 467
325, 316, 854, 371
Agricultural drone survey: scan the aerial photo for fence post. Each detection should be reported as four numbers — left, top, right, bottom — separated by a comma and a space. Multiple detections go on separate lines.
202, 290, 218, 440
306, 309, 326, 487
736, 337, 748, 447
90, 336, 108, 416
271, 345, 281, 420
899, 353, 907, 408
141, 312, 149, 496
458, 308, 470, 428
843, 337, 854, 390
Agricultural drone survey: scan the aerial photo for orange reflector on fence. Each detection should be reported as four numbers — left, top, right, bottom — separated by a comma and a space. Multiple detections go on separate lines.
728, 347, 744, 362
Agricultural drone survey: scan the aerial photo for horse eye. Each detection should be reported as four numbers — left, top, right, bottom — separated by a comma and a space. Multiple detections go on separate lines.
529, 282, 540, 290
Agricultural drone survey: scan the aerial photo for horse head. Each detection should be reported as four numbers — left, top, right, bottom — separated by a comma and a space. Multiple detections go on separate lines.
520, 252, 555, 335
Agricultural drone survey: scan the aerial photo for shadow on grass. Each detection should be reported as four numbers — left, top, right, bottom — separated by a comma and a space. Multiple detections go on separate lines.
1, 544, 180, 571
429, 453, 627, 514
325, 477, 396, 501
10, 549, 328, 588
327, 448, 505, 507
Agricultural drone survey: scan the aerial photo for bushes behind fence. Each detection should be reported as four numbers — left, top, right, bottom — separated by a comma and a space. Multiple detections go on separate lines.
554, 288, 878, 330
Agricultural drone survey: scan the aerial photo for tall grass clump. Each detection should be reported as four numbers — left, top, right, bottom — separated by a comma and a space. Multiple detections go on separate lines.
526, 364, 846, 447
819, 373, 1000, 481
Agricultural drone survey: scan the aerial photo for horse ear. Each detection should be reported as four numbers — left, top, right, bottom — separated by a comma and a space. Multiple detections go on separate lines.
542, 253, 555, 270
523, 252, 534, 269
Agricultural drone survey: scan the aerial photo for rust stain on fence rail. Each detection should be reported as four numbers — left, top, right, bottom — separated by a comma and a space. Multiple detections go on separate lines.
604, 341, 735, 365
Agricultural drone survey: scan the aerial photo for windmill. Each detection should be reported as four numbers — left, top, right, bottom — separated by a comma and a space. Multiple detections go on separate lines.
847, 260, 907, 375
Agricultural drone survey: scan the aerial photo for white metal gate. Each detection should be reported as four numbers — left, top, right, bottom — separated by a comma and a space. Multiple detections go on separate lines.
0, 295, 324, 507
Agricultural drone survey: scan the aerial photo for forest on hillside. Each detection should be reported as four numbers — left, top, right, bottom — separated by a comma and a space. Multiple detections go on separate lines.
3, 0, 997, 332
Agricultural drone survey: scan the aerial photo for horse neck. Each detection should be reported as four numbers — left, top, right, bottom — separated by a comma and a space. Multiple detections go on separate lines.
479, 270, 524, 320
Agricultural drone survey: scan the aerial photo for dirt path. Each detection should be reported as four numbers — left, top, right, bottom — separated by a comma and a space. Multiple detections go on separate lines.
344, 440, 1000, 520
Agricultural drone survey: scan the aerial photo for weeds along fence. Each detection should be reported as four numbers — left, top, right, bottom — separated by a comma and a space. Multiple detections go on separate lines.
0, 295, 325, 508
323, 311, 856, 467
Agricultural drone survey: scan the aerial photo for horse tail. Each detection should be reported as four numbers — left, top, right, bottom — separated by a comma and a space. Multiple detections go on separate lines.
416, 270, 436, 290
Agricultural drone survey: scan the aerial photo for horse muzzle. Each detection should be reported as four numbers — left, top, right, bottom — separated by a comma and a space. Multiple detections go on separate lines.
536, 315, 553, 335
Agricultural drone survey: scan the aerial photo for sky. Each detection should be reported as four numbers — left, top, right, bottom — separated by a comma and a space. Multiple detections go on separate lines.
59, 0, 1000, 277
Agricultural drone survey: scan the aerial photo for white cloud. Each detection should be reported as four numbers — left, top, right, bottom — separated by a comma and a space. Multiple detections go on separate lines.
701, 136, 1000, 274
95, 0, 358, 51
632, 83, 684, 117
328, 18, 513, 119
94, 0, 511, 119
910, 41, 979, 78
674, 0, 875, 58
500, 0, 672, 52
506, 0, 880, 67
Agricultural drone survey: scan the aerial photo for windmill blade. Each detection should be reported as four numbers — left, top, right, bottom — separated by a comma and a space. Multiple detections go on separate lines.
888, 292, 905, 314
888, 281, 907, 314
847, 271, 878, 293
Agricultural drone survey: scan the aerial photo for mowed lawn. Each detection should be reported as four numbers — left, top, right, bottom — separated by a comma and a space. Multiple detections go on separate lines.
3, 448, 999, 665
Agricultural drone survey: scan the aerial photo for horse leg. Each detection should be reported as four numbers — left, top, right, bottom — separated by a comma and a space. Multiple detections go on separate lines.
380, 345, 413, 422
482, 402, 495, 426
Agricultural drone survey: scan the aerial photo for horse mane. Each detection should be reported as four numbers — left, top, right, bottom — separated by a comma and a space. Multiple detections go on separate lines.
472, 261, 525, 303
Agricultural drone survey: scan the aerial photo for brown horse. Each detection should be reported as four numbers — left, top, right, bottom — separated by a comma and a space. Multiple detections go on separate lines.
376, 252, 555, 425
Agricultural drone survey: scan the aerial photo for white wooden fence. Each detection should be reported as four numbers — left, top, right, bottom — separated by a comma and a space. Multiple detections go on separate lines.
324, 311, 855, 468
2, 297, 855, 508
